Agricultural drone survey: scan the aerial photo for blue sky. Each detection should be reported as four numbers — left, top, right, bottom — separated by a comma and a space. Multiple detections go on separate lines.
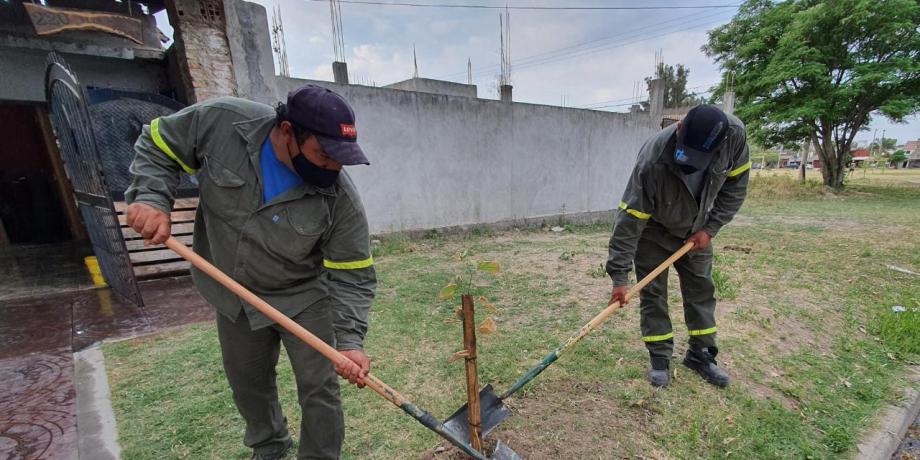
157, 0, 918, 145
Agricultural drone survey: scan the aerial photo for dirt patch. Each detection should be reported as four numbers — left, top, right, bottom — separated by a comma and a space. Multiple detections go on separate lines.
420, 437, 499, 460
448, 231, 613, 333
421, 380, 666, 460
721, 287, 842, 357
452, 228, 832, 416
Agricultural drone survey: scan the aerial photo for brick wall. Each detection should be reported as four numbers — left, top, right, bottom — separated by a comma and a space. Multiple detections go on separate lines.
166, 0, 237, 103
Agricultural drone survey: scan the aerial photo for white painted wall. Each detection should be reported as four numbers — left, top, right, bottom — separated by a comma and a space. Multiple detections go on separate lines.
274, 78, 657, 233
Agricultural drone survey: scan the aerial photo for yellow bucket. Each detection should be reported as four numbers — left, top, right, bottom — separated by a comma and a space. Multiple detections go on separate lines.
84, 256, 108, 287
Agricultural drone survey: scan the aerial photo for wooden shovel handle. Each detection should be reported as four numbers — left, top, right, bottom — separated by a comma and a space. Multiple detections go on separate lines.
501, 242, 698, 400
562, 241, 695, 350
164, 237, 407, 407
625, 241, 695, 303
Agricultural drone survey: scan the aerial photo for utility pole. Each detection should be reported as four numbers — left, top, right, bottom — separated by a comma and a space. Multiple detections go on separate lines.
871, 128, 878, 155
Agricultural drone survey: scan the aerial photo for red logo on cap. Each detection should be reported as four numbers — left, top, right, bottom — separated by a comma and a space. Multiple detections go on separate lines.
340, 124, 357, 138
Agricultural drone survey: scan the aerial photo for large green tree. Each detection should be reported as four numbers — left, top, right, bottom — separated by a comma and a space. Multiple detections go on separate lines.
704, 0, 920, 188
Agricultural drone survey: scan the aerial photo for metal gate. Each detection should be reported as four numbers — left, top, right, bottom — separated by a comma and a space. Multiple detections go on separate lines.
45, 52, 144, 307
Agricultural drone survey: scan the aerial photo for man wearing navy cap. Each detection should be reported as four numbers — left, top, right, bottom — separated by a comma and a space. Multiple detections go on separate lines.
605, 105, 751, 388
125, 85, 376, 459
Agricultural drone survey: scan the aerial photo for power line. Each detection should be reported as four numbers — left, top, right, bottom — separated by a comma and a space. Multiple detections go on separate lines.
307, 0, 741, 11
589, 99, 650, 110
470, 9, 734, 79
577, 81, 720, 109
586, 88, 716, 111
438, 6, 734, 80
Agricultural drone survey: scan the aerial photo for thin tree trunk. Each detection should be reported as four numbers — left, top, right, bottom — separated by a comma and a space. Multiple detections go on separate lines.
801, 134, 815, 182
820, 124, 846, 189
830, 141, 846, 188
814, 130, 832, 186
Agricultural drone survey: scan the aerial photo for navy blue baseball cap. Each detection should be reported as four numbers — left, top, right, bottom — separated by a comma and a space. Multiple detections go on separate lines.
286, 85, 369, 165
675, 104, 729, 171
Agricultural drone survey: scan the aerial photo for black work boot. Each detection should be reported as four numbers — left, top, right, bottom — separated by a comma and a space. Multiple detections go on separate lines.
647, 357, 671, 388
683, 347, 730, 387
252, 438, 293, 460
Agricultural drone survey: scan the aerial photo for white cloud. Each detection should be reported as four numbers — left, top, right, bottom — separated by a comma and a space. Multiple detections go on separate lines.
347, 44, 414, 85
311, 63, 333, 81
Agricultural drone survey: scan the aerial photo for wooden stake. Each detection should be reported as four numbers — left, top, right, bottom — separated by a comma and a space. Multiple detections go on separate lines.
461, 294, 483, 452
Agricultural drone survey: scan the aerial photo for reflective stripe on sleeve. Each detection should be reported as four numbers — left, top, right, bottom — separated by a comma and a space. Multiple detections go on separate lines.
323, 257, 374, 270
151, 118, 197, 174
618, 201, 652, 220
727, 161, 752, 178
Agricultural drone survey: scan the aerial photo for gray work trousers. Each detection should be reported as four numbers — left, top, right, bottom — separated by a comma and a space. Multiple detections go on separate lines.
634, 226, 718, 364
216, 303, 344, 459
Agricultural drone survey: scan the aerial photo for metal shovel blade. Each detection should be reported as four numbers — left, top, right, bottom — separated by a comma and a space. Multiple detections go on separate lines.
492, 440, 524, 460
444, 384, 512, 440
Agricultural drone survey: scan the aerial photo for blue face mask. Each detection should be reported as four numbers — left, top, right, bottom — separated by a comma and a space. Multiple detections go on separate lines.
291, 153, 339, 189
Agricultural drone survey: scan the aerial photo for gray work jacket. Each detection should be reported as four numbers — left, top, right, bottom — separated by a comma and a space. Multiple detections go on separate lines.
125, 97, 376, 349
605, 115, 751, 286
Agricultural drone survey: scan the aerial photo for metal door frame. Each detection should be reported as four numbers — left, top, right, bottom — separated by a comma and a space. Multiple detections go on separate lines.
45, 52, 144, 307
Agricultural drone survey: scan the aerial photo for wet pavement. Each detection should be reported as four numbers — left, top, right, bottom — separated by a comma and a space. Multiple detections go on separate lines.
0, 275, 213, 459
0, 243, 96, 303
0, 351, 77, 460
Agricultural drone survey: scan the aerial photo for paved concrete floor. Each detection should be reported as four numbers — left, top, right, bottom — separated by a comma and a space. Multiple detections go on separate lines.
0, 274, 213, 459
0, 242, 95, 303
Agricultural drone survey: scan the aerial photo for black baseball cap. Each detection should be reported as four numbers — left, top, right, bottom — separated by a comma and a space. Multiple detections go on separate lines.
286, 85, 369, 165
675, 104, 729, 171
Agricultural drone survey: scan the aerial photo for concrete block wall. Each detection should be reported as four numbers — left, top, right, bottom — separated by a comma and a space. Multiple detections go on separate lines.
273, 78, 657, 234
167, 0, 237, 102
223, 0, 276, 103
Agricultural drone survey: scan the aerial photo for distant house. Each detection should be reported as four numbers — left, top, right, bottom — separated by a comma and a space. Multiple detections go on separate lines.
904, 140, 920, 168
776, 150, 822, 169
849, 148, 874, 167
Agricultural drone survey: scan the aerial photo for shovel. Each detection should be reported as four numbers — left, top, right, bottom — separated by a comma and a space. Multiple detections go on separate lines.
163, 237, 517, 460
445, 241, 695, 439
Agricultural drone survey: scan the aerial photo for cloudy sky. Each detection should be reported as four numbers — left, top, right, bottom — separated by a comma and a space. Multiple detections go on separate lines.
158, 0, 917, 145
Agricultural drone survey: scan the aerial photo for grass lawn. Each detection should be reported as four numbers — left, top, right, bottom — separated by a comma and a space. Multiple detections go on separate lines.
104, 169, 920, 459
